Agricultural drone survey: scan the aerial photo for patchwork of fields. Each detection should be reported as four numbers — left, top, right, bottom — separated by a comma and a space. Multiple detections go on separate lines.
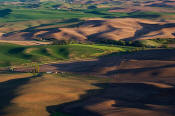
0, 0, 175, 116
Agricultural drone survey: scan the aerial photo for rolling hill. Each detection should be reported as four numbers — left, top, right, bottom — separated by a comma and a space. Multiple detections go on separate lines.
0, 0, 175, 116
1, 18, 175, 42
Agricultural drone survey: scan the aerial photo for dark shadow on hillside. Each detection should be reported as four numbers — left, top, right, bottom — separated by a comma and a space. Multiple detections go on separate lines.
172, 33, 175, 36
1, 18, 82, 41
123, 12, 160, 19
66, 20, 106, 28
8, 47, 33, 59
22, 18, 80, 32
1, 27, 61, 41
0, 73, 42, 115
47, 82, 175, 116
85, 11, 108, 16
47, 49, 175, 74
106, 63, 175, 76
87, 25, 118, 42
147, 3, 173, 8
124, 23, 175, 41
21, 28, 61, 40
0, 9, 12, 18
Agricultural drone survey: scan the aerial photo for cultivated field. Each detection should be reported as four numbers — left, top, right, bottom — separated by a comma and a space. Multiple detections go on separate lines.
1, 18, 175, 43
1, 48, 175, 116
0, 72, 111, 116
0, 0, 175, 116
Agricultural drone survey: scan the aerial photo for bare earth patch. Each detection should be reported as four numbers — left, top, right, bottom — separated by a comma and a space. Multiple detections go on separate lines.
0, 73, 103, 116
0, 40, 51, 46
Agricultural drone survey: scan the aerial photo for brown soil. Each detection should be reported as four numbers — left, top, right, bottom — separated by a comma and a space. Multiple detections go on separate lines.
1, 18, 175, 43
0, 73, 101, 116
0, 40, 51, 45
2, 48, 175, 116
45, 48, 175, 116
168, 44, 175, 48
17, 48, 175, 77
109, 6, 175, 13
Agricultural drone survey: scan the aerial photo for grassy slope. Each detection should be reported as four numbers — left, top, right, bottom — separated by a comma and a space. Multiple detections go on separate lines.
0, 43, 134, 67
0, 7, 174, 23
0, 6, 174, 33
0, 6, 174, 35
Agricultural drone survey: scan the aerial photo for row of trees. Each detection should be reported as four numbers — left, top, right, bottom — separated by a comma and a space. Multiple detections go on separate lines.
98, 39, 168, 48
47, 37, 170, 48
152, 38, 175, 44
51, 39, 145, 47
52, 39, 94, 45
97, 39, 141, 46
